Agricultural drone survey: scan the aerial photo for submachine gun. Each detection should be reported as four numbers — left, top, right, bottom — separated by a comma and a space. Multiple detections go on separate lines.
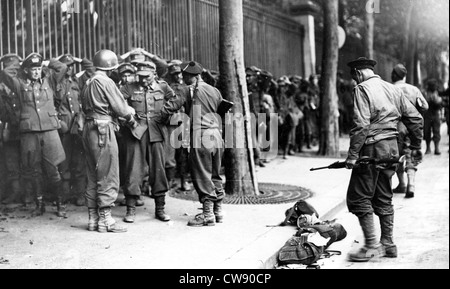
310, 156, 405, 172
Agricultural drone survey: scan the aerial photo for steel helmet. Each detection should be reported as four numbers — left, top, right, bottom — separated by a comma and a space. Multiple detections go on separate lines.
93, 49, 119, 71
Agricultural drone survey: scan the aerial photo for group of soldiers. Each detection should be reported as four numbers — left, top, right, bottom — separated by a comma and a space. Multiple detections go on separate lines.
0, 48, 227, 232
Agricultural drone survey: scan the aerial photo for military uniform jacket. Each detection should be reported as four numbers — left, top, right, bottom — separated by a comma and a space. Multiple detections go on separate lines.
348, 75, 423, 160
0, 60, 67, 133
55, 76, 83, 133
81, 72, 133, 121
0, 81, 21, 141
121, 80, 175, 142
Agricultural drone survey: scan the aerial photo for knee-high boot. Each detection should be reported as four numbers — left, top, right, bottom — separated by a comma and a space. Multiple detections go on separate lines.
348, 214, 383, 262
380, 214, 397, 258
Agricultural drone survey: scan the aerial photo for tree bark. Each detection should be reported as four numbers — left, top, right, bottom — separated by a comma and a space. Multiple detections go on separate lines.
219, 0, 258, 196
364, 10, 374, 59
319, 0, 340, 157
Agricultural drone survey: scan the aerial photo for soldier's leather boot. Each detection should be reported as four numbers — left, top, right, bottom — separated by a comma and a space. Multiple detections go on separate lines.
88, 208, 99, 232
434, 141, 441, 155
348, 214, 384, 262
56, 196, 67, 218
188, 200, 215, 227
405, 169, 416, 199
136, 195, 145, 207
98, 207, 127, 233
123, 197, 137, 223
380, 214, 397, 258
425, 142, 432, 155
31, 196, 46, 217
214, 199, 224, 223
155, 196, 171, 222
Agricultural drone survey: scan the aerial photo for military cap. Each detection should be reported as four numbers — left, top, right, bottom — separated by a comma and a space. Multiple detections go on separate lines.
135, 61, 156, 76
22, 53, 43, 68
260, 70, 273, 79
278, 75, 292, 86
392, 64, 407, 79
245, 66, 261, 76
129, 52, 146, 65
59, 54, 80, 66
181, 61, 204, 75
0, 54, 22, 67
168, 64, 182, 75
347, 57, 377, 70
118, 63, 136, 75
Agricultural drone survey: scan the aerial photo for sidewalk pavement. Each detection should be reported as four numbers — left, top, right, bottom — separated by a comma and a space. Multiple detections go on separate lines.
1, 130, 447, 269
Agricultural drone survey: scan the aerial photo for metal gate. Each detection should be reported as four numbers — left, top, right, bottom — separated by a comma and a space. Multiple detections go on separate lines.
1, 0, 304, 77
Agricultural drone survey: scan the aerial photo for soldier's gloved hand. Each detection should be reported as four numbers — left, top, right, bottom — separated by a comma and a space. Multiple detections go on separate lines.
411, 149, 423, 165
125, 114, 138, 129
345, 157, 357, 170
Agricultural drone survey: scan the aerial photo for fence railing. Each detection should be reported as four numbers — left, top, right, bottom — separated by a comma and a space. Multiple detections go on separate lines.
1, 0, 304, 77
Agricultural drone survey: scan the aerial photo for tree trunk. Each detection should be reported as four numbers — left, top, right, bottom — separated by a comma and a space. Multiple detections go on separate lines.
406, 5, 418, 85
219, 0, 258, 196
364, 10, 374, 59
319, 0, 340, 157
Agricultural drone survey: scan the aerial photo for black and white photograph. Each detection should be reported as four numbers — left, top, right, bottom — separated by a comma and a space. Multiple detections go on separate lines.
0, 0, 448, 274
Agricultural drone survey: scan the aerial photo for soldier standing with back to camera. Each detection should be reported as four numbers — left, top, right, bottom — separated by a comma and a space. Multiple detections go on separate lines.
160, 61, 225, 227
120, 60, 174, 224
55, 54, 87, 207
82, 49, 136, 233
0, 53, 68, 218
344, 57, 423, 262
391, 64, 429, 199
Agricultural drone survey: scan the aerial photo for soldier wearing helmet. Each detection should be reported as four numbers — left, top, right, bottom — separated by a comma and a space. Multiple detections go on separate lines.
0, 52, 68, 218
82, 49, 136, 233
120, 59, 177, 224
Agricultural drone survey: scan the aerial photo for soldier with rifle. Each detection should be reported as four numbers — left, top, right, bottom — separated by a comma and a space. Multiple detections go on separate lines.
343, 57, 423, 262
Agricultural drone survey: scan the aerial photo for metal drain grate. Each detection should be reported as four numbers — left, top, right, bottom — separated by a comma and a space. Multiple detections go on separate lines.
170, 183, 313, 205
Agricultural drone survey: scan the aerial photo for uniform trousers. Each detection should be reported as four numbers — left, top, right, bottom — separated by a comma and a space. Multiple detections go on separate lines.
347, 138, 399, 218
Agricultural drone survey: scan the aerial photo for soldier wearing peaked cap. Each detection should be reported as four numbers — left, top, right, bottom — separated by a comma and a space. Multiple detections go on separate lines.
0, 52, 69, 218
53, 54, 87, 207
164, 61, 191, 192
120, 60, 176, 224
0, 54, 23, 205
344, 57, 424, 262
159, 60, 226, 227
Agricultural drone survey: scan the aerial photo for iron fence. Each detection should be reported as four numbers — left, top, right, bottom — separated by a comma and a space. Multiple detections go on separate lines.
1, 0, 304, 77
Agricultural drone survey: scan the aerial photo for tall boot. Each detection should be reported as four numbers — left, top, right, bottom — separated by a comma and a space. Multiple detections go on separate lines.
187, 199, 215, 227
54, 181, 67, 218
155, 195, 171, 222
348, 214, 383, 262
123, 197, 137, 223
434, 140, 441, 155
31, 196, 46, 217
214, 199, 224, 223
88, 208, 99, 232
98, 207, 127, 233
425, 141, 432, 155
393, 170, 407, 194
380, 214, 397, 258
405, 169, 416, 199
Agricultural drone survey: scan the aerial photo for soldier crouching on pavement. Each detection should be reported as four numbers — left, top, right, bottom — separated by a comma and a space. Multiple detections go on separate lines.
81, 49, 137, 233
0, 53, 68, 218
344, 57, 423, 262
0, 54, 24, 205
120, 60, 174, 223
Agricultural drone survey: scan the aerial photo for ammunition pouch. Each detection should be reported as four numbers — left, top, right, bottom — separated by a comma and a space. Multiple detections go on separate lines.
95, 119, 110, 148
